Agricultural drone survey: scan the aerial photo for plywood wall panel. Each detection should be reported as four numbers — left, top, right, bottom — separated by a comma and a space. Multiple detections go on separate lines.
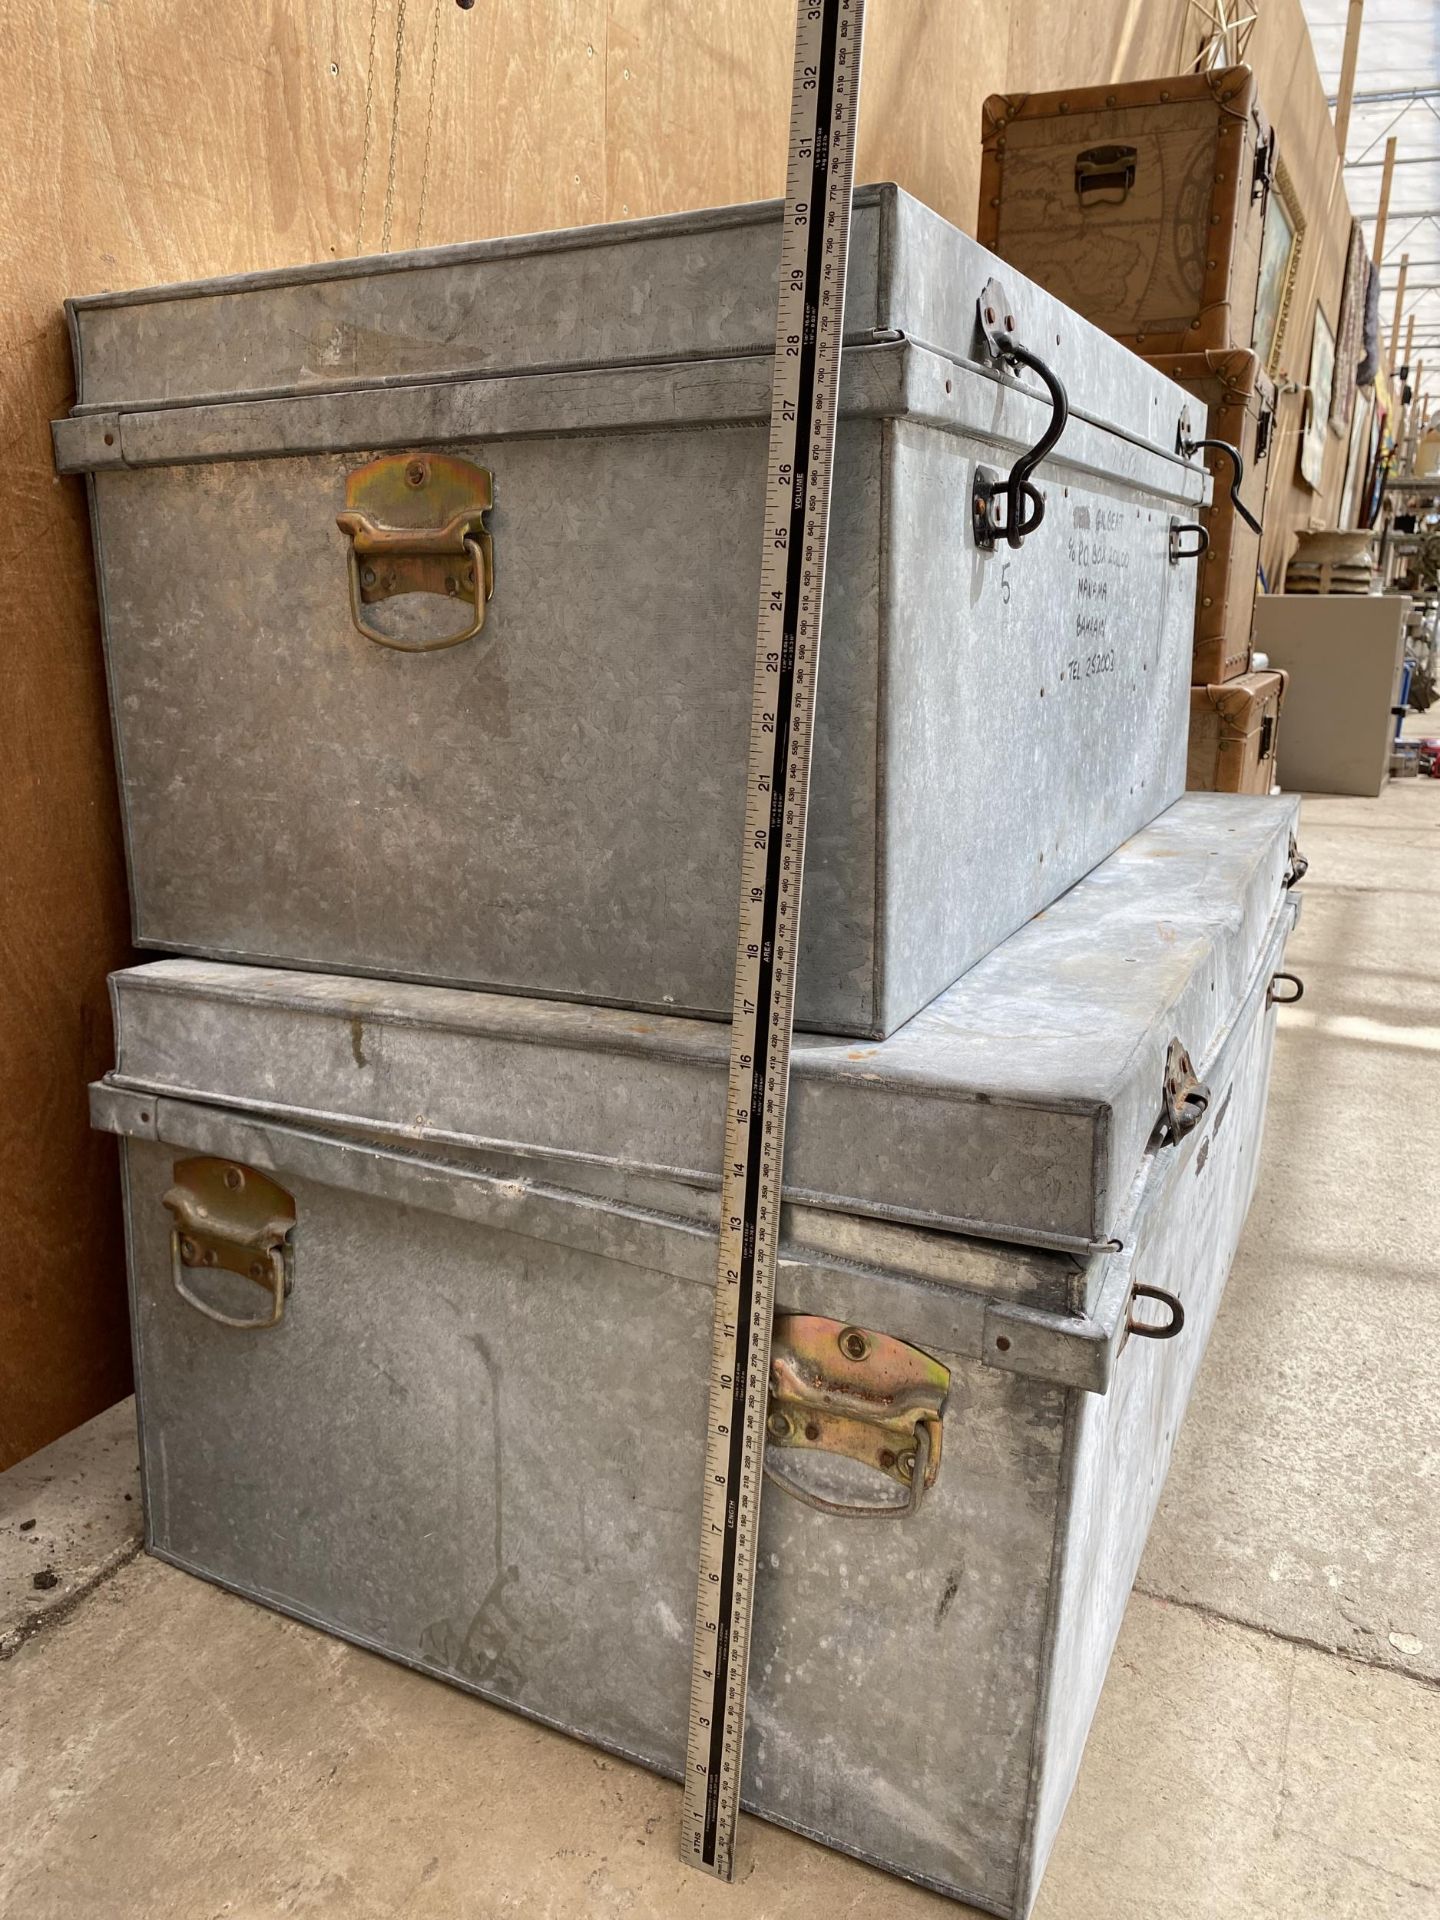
1005, 0, 1186, 97
603, 0, 791, 221
380, 0, 609, 248
860, 1, 1008, 233
601, 0, 1005, 233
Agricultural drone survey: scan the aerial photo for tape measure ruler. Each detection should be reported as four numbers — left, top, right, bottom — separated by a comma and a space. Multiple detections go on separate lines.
679, 0, 867, 1883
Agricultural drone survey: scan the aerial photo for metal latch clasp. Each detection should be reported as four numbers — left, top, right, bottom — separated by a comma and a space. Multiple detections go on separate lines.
972, 277, 1070, 552
337, 453, 494, 653
164, 1158, 297, 1331
765, 1314, 950, 1519
1160, 1038, 1211, 1145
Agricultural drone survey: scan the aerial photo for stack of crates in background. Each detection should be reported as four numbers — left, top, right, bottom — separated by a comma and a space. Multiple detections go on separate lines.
54, 187, 1302, 1918
980, 66, 1286, 794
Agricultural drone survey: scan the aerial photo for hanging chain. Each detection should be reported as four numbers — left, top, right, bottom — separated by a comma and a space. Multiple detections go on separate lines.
414, 0, 442, 247
380, 0, 409, 253
356, 0, 382, 252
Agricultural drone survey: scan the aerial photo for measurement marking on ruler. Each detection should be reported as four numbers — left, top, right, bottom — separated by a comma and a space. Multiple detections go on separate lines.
679, 0, 866, 1884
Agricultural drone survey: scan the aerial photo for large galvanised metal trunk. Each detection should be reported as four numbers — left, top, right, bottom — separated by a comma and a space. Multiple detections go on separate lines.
55, 185, 1207, 1039
92, 792, 1301, 1918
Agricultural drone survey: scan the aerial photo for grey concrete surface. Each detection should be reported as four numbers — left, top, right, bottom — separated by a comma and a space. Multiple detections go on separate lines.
0, 1397, 141, 1658
1, 781, 1437, 1918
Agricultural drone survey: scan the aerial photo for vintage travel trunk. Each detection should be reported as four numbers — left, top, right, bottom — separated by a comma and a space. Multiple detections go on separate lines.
979, 68, 1273, 356
54, 185, 1207, 1040
1147, 348, 1276, 682
1188, 670, 1286, 794
92, 792, 1301, 1919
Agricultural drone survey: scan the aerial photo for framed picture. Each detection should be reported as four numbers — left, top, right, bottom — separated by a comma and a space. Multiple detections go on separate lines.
1254, 160, 1305, 379
1300, 305, 1337, 491
1332, 221, 1368, 431
1340, 391, 1375, 527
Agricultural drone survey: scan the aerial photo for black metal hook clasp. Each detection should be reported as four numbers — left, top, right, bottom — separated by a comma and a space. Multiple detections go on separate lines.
1178, 427, 1264, 539
973, 278, 1070, 551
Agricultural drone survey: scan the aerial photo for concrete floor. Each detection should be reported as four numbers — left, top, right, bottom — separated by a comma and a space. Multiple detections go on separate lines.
2, 781, 1437, 1919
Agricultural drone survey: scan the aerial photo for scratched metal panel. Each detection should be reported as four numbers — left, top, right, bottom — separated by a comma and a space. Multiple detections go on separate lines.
112, 899, 1286, 1917
1020, 972, 1282, 1910
873, 416, 1195, 1033
103, 793, 1300, 1252
77, 334, 1204, 1039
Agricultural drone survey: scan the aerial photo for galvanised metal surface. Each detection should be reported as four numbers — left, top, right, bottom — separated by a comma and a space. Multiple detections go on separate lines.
61, 186, 1208, 441
95, 891, 1295, 1919
56, 191, 1208, 1038
101, 794, 1301, 1255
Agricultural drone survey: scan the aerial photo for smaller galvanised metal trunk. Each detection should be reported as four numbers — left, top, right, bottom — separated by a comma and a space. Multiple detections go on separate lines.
979, 67, 1273, 357
93, 792, 1302, 1919
54, 185, 1208, 1039
1188, 669, 1286, 794
1147, 348, 1277, 683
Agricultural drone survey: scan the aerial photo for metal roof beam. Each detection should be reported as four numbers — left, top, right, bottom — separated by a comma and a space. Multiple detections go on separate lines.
1327, 86, 1440, 107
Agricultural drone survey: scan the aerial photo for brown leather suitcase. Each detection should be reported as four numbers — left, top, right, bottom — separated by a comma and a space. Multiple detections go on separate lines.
979, 68, 1273, 356
1146, 347, 1276, 683
1187, 669, 1286, 794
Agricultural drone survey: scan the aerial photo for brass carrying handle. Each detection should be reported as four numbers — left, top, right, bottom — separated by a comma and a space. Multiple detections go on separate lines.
170, 1228, 290, 1331
344, 532, 490, 653
764, 1415, 937, 1519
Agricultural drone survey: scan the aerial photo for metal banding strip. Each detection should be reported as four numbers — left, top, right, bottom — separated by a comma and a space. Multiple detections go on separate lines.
679, 0, 866, 1883
50, 343, 1207, 514
87, 889, 1295, 1400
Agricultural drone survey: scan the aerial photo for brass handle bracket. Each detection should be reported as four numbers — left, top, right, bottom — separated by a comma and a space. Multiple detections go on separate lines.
764, 1314, 951, 1519
337, 453, 494, 653
164, 1157, 297, 1331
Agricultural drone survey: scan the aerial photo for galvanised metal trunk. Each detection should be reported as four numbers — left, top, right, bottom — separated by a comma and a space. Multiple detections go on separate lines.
55, 186, 1208, 1038
92, 793, 1301, 1918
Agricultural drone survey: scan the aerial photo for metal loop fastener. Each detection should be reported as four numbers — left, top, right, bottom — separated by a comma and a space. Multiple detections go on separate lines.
1126, 1283, 1186, 1342
1268, 971, 1305, 1005
1169, 518, 1210, 563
